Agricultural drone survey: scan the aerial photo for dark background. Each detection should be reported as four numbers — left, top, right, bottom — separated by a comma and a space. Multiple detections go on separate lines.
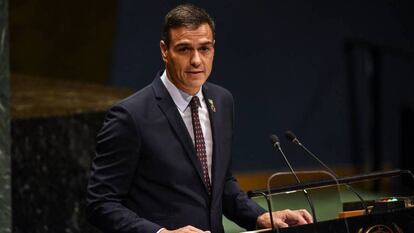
110, 0, 414, 173
10, 0, 414, 173
7, 0, 414, 232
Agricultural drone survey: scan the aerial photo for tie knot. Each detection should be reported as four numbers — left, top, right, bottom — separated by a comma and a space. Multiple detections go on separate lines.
190, 96, 201, 110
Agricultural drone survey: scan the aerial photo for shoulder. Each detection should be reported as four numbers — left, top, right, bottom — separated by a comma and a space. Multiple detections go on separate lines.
204, 81, 233, 101
101, 82, 156, 125
118, 84, 154, 108
109, 82, 155, 112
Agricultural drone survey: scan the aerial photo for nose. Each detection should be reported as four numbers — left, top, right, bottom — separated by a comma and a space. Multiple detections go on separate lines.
190, 50, 201, 67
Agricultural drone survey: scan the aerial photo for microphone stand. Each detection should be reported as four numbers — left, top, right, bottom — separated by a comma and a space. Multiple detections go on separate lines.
252, 192, 278, 233
271, 136, 318, 223
285, 130, 369, 215
296, 140, 369, 215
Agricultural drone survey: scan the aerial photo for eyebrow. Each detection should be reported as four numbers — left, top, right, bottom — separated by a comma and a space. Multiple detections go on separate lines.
175, 41, 214, 48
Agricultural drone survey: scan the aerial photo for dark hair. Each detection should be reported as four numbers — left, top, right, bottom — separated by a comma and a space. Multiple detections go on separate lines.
162, 4, 215, 47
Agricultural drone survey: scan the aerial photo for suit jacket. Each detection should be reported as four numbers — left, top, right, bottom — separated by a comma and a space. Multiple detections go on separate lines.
86, 73, 266, 233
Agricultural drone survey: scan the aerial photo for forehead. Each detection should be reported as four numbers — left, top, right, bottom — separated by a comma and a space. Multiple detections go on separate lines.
169, 24, 214, 46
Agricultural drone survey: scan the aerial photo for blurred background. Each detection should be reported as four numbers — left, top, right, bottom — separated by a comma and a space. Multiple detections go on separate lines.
0, 0, 413, 232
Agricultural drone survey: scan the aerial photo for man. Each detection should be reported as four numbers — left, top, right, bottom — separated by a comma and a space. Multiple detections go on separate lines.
87, 4, 312, 233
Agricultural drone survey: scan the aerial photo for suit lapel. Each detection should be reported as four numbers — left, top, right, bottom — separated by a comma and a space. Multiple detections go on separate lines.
152, 75, 209, 194
202, 84, 222, 199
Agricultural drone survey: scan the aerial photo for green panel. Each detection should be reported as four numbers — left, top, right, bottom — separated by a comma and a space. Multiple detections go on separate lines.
223, 188, 385, 233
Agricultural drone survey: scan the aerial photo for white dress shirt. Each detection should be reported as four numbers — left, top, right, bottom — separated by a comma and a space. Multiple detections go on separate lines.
160, 70, 213, 179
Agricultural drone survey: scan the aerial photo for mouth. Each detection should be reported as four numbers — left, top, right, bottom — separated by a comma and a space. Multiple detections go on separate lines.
186, 70, 203, 74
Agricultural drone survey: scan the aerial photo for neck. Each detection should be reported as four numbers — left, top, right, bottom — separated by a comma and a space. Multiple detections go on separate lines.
166, 73, 200, 96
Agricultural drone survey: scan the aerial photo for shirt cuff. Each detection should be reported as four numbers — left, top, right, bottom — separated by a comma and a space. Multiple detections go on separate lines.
156, 228, 166, 233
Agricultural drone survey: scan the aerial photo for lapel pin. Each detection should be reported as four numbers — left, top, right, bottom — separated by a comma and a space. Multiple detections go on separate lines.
208, 99, 216, 113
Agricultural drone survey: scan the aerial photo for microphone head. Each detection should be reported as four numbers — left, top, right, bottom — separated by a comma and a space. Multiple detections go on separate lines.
269, 134, 280, 147
285, 130, 298, 143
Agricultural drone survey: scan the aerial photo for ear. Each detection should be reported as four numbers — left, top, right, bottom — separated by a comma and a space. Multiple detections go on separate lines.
212, 40, 215, 57
160, 40, 168, 62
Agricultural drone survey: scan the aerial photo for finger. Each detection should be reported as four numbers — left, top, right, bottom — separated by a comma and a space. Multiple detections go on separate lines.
256, 212, 272, 228
285, 209, 308, 225
299, 209, 313, 223
181, 225, 206, 233
274, 219, 289, 228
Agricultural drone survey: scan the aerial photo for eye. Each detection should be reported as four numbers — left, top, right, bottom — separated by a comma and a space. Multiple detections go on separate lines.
199, 46, 210, 53
177, 47, 191, 53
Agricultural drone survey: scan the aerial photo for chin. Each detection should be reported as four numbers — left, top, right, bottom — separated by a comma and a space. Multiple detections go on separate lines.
187, 80, 205, 90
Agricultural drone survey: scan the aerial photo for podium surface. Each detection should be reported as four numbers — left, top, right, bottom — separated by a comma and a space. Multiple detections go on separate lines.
254, 207, 414, 233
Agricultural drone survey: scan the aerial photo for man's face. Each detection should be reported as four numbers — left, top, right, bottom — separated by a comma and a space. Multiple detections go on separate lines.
160, 23, 215, 95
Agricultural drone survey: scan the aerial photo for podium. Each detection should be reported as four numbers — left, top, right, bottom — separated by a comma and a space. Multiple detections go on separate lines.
257, 207, 414, 233
247, 169, 414, 233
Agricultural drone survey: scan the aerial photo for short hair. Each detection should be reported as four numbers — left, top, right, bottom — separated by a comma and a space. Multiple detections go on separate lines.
162, 4, 215, 47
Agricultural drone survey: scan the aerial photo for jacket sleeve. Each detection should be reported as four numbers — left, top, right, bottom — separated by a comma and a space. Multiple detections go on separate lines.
86, 105, 162, 233
221, 91, 267, 230
222, 167, 267, 230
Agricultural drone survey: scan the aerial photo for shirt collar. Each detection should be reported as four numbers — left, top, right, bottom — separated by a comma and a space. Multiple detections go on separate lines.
160, 70, 204, 112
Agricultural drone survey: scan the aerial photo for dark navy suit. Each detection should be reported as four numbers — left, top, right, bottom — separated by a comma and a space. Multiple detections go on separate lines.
87, 73, 266, 233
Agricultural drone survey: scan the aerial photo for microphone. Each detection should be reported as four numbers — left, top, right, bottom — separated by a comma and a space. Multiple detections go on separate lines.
285, 130, 369, 214
269, 134, 318, 223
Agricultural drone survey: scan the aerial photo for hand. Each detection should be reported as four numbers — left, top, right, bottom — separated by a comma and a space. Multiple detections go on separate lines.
256, 209, 313, 228
160, 225, 211, 233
